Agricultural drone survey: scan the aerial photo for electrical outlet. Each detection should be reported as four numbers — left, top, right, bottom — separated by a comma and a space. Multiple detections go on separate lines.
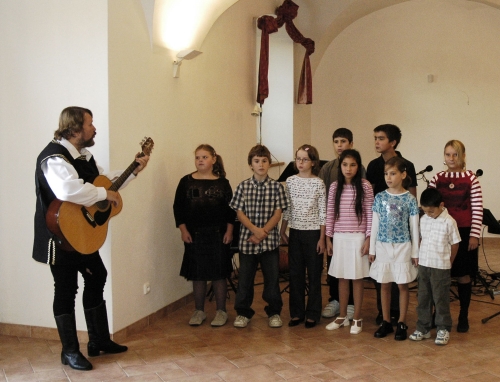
143, 282, 151, 295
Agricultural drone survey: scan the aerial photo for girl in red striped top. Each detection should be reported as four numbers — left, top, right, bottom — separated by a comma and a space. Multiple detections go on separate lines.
428, 140, 483, 333
325, 150, 374, 334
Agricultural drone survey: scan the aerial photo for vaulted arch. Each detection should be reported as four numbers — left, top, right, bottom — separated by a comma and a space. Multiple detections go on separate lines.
312, 0, 500, 72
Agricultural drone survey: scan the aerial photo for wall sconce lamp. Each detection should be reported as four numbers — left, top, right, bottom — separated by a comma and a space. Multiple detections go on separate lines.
172, 49, 202, 78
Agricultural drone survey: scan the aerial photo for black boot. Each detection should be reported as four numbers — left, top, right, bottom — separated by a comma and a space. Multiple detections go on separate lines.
457, 282, 472, 333
84, 301, 128, 357
54, 312, 93, 370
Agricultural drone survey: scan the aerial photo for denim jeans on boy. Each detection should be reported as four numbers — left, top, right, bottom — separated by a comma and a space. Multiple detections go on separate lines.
288, 229, 323, 322
234, 248, 282, 318
416, 265, 452, 332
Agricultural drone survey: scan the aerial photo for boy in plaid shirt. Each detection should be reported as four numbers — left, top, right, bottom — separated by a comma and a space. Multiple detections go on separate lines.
230, 145, 288, 328
409, 188, 460, 345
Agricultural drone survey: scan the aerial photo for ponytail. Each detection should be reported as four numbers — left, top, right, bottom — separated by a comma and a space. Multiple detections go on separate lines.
213, 154, 226, 178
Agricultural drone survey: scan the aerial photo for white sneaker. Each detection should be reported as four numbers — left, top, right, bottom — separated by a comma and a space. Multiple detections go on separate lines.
189, 310, 206, 326
233, 315, 250, 328
347, 305, 355, 320
268, 314, 283, 328
409, 330, 431, 341
322, 300, 340, 318
211, 310, 228, 327
435, 329, 450, 346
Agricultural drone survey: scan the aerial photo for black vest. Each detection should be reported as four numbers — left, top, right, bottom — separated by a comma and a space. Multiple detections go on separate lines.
33, 141, 99, 264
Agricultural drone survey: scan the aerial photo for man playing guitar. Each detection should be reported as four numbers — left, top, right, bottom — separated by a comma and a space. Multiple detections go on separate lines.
33, 106, 150, 371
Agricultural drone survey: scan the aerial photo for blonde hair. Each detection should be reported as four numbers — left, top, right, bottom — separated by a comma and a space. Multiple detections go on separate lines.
444, 139, 466, 170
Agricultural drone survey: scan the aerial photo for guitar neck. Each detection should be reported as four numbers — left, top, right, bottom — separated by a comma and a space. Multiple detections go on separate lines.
108, 153, 145, 192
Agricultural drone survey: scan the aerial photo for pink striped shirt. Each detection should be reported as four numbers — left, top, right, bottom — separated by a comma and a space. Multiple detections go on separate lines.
326, 179, 374, 237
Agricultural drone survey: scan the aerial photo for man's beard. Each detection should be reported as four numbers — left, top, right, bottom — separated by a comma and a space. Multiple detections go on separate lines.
78, 136, 95, 148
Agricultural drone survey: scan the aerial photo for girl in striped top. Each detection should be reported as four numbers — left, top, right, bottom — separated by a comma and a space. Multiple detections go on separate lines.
325, 150, 373, 334
428, 140, 483, 333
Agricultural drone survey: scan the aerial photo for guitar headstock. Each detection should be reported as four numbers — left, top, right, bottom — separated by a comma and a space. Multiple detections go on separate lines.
140, 137, 154, 156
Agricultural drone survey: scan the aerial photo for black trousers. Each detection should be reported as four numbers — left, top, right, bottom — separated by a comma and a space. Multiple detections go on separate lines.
288, 229, 323, 322
50, 253, 107, 316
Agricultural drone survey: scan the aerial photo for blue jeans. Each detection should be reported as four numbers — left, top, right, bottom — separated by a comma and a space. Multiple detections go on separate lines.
288, 229, 323, 322
416, 265, 452, 332
234, 248, 282, 318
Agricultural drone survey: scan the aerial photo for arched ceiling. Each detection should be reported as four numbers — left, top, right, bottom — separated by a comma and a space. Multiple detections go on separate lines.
143, 0, 500, 62
293, 0, 500, 72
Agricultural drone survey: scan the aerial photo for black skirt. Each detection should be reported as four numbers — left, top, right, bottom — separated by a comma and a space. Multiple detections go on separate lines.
180, 226, 233, 281
451, 227, 478, 278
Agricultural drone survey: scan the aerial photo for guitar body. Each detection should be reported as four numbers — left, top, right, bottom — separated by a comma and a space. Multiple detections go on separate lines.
45, 137, 153, 255
47, 175, 123, 254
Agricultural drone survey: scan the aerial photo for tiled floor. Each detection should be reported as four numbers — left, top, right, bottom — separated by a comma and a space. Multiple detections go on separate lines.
3, 238, 500, 381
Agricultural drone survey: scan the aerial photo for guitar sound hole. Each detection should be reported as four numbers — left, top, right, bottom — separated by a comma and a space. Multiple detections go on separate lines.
95, 200, 109, 210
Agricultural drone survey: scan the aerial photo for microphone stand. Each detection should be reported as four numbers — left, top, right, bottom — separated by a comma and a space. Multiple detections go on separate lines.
417, 172, 430, 187
420, 173, 430, 186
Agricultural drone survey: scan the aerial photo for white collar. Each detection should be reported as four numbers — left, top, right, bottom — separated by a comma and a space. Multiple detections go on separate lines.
58, 138, 92, 161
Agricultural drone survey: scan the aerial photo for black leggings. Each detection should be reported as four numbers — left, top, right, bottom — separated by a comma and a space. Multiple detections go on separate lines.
50, 254, 107, 316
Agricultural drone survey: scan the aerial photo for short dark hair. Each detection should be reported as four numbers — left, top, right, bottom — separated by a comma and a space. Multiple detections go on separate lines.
54, 106, 92, 140
374, 124, 402, 148
420, 188, 443, 207
332, 128, 353, 143
247, 144, 271, 165
294, 144, 320, 175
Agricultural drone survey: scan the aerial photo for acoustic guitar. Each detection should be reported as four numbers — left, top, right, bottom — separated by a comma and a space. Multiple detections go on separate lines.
46, 137, 154, 254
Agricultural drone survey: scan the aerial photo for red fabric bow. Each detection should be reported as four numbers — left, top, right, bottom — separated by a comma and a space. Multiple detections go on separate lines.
256, 0, 315, 105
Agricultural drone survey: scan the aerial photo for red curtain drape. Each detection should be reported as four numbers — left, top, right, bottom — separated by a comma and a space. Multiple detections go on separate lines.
256, 0, 315, 105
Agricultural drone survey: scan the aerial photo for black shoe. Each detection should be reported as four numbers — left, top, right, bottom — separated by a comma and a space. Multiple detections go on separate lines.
374, 320, 394, 338
375, 311, 383, 326
394, 322, 408, 341
54, 312, 93, 371
84, 301, 128, 357
305, 320, 317, 329
288, 318, 304, 327
457, 316, 469, 333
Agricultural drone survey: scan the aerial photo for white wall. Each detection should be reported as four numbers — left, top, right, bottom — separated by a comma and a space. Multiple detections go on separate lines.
106, 0, 278, 331
0, 0, 109, 328
260, 25, 295, 164
0, 0, 278, 332
312, 0, 500, 223
5, 0, 499, 334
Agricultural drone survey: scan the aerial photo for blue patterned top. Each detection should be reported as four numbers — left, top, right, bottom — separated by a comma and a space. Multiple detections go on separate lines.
372, 190, 419, 243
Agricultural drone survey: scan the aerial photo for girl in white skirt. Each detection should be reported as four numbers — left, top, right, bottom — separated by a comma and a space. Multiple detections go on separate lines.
369, 156, 419, 341
325, 150, 373, 334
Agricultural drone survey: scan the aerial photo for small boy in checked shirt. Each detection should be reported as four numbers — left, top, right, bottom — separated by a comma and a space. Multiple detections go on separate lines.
230, 145, 288, 328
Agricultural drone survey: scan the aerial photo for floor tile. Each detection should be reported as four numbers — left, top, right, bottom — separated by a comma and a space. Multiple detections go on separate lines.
3, 240, 500, 380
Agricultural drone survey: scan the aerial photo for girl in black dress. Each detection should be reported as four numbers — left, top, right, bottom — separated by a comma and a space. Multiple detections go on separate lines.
173, 144, 235, 326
